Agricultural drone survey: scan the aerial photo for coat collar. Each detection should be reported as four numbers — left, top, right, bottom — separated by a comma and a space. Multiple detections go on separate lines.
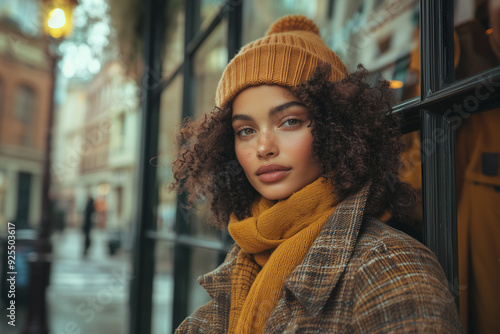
284, 185, 369, 316
198, 242, 240, 299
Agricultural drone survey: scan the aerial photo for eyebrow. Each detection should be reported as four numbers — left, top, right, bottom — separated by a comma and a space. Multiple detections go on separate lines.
232, 101, 306, 122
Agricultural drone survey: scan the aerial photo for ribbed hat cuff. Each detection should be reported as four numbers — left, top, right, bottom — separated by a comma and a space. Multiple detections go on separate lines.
216, 44, 321, 109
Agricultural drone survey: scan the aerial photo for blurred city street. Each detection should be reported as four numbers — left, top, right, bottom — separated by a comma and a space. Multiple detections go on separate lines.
47, 227, 173, 334
0, 226, 174, 334
47, 227, 130, 334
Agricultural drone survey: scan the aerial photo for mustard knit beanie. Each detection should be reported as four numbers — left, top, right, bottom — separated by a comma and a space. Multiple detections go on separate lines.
215, 15, 348, 109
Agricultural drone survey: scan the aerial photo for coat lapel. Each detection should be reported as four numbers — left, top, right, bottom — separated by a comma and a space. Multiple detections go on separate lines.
198, 244, 240, 299
284, 185, 370, 316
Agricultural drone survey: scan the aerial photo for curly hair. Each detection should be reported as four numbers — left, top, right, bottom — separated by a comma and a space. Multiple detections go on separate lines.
170, 64, 415, 229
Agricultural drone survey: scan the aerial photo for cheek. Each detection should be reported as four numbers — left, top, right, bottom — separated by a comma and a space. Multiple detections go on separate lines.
282, 132, 315, 161
235, 143, 253, 174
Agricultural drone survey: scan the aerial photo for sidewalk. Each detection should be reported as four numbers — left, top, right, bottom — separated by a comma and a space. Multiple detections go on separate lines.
0, 227, 173, 334
47, 228, 130, 334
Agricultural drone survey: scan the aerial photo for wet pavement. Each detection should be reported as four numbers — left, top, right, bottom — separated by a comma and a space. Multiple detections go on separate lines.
0, 227, 174, 334
47, 228, 131, 334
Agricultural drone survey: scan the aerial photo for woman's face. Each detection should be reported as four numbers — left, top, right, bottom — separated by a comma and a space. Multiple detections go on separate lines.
232, 85, 323, 200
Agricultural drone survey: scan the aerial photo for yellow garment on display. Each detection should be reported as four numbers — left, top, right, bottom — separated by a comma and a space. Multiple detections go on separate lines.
227, 177, 337, 333
456, 109, 500, 334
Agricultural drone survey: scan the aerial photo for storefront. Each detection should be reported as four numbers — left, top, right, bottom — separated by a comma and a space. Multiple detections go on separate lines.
129, 0, 500, 332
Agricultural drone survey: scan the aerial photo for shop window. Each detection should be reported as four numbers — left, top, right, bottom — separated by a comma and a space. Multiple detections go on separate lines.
188, 19, 228, 241
132, 1, 500, 332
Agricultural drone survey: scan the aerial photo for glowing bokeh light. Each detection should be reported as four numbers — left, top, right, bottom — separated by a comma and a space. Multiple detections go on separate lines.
48, 8, 67, 29
389, 80, 404, 89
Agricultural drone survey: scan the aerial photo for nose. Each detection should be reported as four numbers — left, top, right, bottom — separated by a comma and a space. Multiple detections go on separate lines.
257, 130, 278, 159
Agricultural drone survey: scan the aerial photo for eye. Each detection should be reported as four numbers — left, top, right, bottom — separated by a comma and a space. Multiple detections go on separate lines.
236, 128, 255, 137
282, 119, 301, 127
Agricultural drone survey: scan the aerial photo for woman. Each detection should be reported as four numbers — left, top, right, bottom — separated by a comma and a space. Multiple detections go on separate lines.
171, 15, 463, 333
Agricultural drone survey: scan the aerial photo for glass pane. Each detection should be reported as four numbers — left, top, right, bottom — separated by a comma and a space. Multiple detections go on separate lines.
186, 19, 227, 241
242, 0, 327, 44
162, 3, 185, 79
152, 241, 175, 334
187, 247, 221, 315
185, 203, 222, 241
454, 0, 500, 81
396, 130, 423, 242
455, 107, 500, 334
242, 0, 420, 104
193, 19, 227, 117
157, 74, 184, 235
200, 0, 224, 31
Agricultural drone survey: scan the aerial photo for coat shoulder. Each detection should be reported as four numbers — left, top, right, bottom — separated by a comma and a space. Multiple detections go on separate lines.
356, 216, 430, 256
346, 216, 464, 333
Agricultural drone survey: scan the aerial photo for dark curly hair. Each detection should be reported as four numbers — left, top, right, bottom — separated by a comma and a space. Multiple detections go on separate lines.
170, 64, 415, 229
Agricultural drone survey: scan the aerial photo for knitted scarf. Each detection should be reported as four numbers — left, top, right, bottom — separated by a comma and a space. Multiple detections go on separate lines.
227, 177, 336, 333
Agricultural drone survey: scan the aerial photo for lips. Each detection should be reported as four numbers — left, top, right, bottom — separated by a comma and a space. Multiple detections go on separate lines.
256, 164, 291, 183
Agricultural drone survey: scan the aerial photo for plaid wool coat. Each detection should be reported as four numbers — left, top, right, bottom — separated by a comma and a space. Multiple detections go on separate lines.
176, 187, 464, 333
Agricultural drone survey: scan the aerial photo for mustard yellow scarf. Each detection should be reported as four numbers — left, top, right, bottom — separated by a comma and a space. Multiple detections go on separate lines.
227, 177, 336, 333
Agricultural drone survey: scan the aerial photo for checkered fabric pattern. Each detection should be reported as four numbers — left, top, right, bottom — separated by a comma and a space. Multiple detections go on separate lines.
175, 187, 463, 333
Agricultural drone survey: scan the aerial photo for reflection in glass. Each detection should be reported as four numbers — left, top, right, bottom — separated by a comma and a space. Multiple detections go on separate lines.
193, 19, 227, 117
454, 0, 500, 81
152, 241, 174, 334
395, 130, 423, 241
163, 4, 185, 79
242, 0, 322, 43
200, 0, 224, 31
243, 0, 420, 104
187, 247, 221, 315
157, 74, 184, 235
183, 19, 228, 241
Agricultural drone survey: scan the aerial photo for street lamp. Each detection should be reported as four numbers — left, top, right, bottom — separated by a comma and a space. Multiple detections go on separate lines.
42, 0, 77, 39
22, 1, 77, 334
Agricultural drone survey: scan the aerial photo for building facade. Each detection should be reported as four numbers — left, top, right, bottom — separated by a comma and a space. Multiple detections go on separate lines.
0, 18, 53, 231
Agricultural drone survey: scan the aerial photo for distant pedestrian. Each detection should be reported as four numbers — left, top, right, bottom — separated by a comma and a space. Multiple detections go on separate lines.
82, 195, 95, 257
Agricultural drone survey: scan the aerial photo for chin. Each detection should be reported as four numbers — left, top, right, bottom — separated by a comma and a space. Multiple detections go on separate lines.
258, 187, 295, 201
263, 194, 291, 201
